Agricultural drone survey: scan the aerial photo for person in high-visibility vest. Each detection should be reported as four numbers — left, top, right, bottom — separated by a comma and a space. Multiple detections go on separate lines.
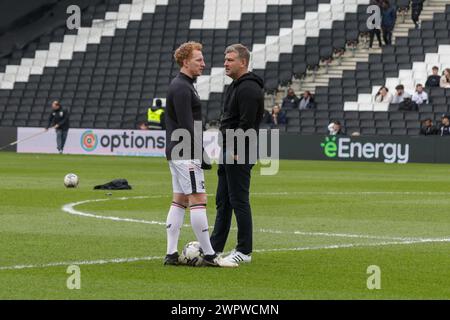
147, 98, 165, 129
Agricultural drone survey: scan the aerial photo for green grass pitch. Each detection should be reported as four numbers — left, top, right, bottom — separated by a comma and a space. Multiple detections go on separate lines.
0, 151, 450, 299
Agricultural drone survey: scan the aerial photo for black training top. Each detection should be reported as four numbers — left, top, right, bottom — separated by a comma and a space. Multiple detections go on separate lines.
219, 72, 265, 161
165, 72, 203, 160
425, 75, 441, 88
220, 72, 264, 133
47, 106, 70, 130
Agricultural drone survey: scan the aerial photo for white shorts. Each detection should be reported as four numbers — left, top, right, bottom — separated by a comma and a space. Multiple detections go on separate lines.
168, 159, 206, 195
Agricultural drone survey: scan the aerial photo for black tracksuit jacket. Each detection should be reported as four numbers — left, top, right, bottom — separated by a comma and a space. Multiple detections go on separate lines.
165, 72, 203, 161
47, 107, 70, 130
219, 72, 265, 158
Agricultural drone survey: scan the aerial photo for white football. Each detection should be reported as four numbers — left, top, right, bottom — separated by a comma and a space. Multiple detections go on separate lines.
64, 173, 79, 188
180, 241, 204, 266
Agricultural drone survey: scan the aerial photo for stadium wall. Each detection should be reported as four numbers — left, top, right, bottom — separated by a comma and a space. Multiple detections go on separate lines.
15, 127, 221, 160
279, 134, 450, 164
6, 127, 450, 164
0, 127, 17, 152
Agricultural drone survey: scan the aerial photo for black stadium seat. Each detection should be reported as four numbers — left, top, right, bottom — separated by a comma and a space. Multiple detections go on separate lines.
0, 0, 448, 137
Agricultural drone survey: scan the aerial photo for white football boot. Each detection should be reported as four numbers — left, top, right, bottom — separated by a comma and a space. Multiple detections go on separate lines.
224, 250, 252, 264
203, 254, 239, 268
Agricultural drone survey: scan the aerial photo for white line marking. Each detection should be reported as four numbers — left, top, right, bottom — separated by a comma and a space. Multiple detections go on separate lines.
256, 229, 420, 242
254, 238, 450, 253
252, 191, 450, 196
2, 237, 450, 271
62, 196, 169, 226
61, 195, 431, 241
4, 192, 450, 271
0, 256, 162, 271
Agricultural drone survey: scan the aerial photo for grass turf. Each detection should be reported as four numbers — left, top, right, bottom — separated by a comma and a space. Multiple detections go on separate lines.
0, 151, 450, 299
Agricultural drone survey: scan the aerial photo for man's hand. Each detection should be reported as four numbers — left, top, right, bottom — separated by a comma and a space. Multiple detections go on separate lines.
53, 124, 59, 129
201, 161, 212, 170
201, 149, 212, 170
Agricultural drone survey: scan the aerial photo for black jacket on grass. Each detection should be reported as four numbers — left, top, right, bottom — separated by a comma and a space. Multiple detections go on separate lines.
94, 179, 132, 190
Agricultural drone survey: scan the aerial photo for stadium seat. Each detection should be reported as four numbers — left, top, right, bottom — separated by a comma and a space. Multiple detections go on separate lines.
0, 0, 449, 137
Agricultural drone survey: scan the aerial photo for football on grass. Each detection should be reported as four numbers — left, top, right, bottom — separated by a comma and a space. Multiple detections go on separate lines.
180, 241, 204, 266
64, 173, 79, 188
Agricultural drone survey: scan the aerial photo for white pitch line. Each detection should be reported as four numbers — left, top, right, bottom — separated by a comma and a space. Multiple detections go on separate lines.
62, 196, 169, 226
2, 237, 450, 271
3, 193, 444, 272
252, 191, 450, 196
254, 237, 450, 253
0, 256, 162, 271
256, 228, 420, 242
61, 195, 432, 242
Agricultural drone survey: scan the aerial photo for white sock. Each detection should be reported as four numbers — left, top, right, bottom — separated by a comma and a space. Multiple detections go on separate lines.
190, 204, 215, 256
166, 202, 186, 255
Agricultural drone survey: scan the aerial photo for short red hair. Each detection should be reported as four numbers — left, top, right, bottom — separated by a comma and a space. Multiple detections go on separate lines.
174, 41, 203, 67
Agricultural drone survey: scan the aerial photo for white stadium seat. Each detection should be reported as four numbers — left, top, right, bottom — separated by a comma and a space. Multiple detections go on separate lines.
344, 43, 450, 112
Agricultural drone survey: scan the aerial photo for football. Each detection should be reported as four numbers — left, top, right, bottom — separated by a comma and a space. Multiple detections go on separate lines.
179, 241, 204, 266
64, 173, 79, 188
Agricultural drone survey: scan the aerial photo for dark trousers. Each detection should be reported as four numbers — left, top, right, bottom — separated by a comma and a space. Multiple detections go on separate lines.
412, 8, 423, 26
369, 29, 382, 48
210, 162, 254, 255
382, 29, 392, 45
56, 129, 68, 151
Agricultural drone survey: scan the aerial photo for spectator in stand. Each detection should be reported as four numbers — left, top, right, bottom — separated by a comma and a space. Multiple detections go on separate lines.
270, 104, 287, 127
375, 86, 393, 103
298, 90, 316, 110
398, 97, 418, 111
411, 84, 428, 106
261, 109, 272, 125
328, 121, 345, 135
440, 68, 450, 88
138, 121, 149, 130
439, 115, 450, 136
281, 88, 299, 109
391, 84, 411, 104
369, 0, 383, 49
411, 0, 424, 29
381, 0, 396, 46
425, 66, 441, 88
420, 118, 438, 136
